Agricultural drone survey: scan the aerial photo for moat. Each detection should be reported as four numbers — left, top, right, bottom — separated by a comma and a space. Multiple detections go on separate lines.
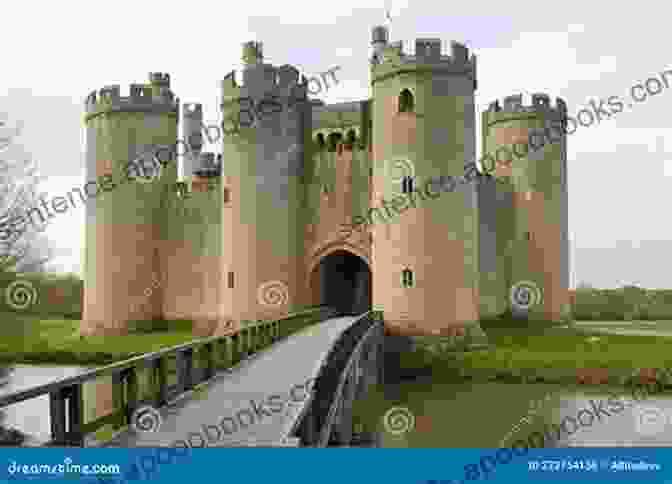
3, 366, 672, 447
367, 378, 672, 447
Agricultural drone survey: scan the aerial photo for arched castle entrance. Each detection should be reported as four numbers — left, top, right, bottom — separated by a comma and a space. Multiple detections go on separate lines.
309, 248, 371, 316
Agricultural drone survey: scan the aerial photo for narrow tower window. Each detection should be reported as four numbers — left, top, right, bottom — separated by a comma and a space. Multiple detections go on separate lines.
327, 132, 342, 152
316, 133, 325, 150
401, 176, 415, 194
398, 89, 415, 113
346, 130, 357, 147
401, 268, 414, 288
223, 187, 231, 204
228, 271, 234, 289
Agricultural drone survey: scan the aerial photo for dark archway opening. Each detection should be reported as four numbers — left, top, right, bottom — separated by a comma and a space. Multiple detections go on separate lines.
317, 250, 371, 315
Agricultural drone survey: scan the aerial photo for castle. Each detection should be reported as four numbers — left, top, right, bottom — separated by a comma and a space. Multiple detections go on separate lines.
80, 24, 570, 339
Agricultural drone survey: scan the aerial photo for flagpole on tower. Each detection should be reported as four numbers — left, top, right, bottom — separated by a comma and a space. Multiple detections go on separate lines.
384, 1, 392, 35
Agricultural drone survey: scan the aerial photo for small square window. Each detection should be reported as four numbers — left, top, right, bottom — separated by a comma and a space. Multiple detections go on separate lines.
401, 268, 414, 288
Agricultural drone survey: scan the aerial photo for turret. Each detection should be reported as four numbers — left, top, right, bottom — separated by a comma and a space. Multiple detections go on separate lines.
242, 41, 263, 66
82, 73, 178, 336
220, 41, 310, 326
371, 25, 389, 64
370, 33, 482, 340
481, 92, 570, 323
370, 35, 477, 91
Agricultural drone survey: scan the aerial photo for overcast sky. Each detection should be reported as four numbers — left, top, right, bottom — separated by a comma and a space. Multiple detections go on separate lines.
0, 0, 669, 288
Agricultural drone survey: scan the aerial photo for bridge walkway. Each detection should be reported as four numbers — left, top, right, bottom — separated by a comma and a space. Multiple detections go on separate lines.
101, 315, 360, 447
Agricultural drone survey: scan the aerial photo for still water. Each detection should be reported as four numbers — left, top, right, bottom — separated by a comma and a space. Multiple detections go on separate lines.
365, 380, 672, 447
0, 365, 89, 444
3, 366, 672, 447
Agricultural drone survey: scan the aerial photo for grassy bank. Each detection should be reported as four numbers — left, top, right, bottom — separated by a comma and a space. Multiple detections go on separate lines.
0, 313, 195, 365
0, 307, 330, 366
571, 285, 672, 321
401, 320, 672, 386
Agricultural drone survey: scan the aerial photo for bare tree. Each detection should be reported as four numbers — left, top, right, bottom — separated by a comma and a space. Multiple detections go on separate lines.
0, 113, 55, 273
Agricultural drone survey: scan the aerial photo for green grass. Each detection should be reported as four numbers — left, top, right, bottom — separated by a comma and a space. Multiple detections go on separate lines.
0, 313, 196, 365
0, 306, 330, 366
465, 325, 672, 370
571, 286, 672, 321
400, 319, 672, 384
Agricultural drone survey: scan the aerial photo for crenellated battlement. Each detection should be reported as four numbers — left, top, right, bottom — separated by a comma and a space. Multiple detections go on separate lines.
486, 93, 567, 115
220, 58, 307, 106
374, 38, 475, 65
85, 78, 178, 118
192, 152, 221, 177
182, 103, 203, 119
149, 72, 170, 87
242, 41, 263, 65
371, 33, 477, 84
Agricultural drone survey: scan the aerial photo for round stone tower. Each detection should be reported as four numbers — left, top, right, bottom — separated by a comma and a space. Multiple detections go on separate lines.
369, 27, 481, 337
81, 73, 178, 335
481, 93, 570, 322
219, 41, 309, 325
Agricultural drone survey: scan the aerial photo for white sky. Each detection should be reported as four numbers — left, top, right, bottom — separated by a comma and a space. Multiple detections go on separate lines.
1, 0, 670, 288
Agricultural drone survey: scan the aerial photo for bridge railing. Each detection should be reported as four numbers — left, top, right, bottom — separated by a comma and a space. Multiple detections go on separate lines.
291, 310, 384, 446
0, 306, 339, 446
